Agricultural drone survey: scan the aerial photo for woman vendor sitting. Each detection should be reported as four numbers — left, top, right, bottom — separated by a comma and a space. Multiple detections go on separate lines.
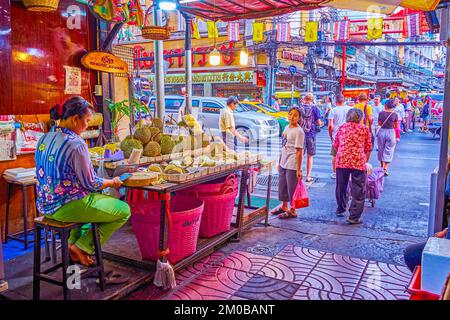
35, 96, 130, 266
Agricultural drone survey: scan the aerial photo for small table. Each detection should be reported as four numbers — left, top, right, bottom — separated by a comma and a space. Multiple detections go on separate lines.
3, 178, 38, 250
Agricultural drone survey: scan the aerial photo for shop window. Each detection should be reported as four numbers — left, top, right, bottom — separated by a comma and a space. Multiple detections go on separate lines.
202, 101, 222, 114
165, 98, 184, 111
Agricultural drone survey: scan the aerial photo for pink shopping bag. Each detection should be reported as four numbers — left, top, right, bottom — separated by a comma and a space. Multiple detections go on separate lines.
291, 181, 309, 209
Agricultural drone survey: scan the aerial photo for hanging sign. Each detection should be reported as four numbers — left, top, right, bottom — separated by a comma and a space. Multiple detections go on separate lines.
141, 26, 171, 40
81, 51, 128, 74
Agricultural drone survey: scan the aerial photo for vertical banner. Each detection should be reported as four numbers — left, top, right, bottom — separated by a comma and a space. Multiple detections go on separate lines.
305, 21, 319, 43
191, 18, 201, 39
207, 20, 218, 38
276, 22, 291, 42
228, 21, 240, 42
367, 17, 383, 40
253, 22, 264, 42
406, 13, 421, 38
333, 19, 349, 41
245, 19, 254, 46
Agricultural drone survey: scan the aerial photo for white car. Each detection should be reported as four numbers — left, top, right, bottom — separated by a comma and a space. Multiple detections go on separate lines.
148, 95, 280, 142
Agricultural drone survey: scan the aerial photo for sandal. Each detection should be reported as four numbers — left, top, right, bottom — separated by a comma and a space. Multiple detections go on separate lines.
270, 207, 287, 215
306, 177, 314, 183
278, 209, 298, 219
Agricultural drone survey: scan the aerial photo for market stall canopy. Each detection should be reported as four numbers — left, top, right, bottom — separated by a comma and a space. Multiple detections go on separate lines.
177, 0, 441, 21
325, 0, 440, 14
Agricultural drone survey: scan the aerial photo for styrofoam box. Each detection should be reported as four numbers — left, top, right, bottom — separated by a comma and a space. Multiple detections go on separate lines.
421, 237, 450, 295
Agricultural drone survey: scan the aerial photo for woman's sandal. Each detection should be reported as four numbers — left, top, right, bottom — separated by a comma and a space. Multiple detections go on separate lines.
278, 210, 298, 219
306, 177, 314, 183
270, 207, 287, 215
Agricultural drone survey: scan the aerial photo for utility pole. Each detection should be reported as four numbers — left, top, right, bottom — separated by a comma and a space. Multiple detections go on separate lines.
266, 17, 279, 106
181, 12, 194, 116
306, 9, 314, 92
153, 5, 165, 119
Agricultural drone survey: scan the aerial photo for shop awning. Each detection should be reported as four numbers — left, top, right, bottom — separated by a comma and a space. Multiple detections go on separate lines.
178, 0, 441, 21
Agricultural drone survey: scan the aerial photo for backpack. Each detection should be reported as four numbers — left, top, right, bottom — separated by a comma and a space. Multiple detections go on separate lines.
421, 105, 429, 118
300, 105, 315, 134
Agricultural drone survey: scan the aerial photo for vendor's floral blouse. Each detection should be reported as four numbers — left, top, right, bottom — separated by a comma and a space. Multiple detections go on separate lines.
35, 127, 104, 215
333, 122, 372, 171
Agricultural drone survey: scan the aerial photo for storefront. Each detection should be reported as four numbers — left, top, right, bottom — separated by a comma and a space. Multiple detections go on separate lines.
125, 36, 263, 99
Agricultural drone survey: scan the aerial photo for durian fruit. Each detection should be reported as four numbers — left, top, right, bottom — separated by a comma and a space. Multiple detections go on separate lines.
148, 127, 162, 143
120, 138, 144, 158
151, 118, 164, 131
143, 141, 162, 157
164, 164, 184, 174
134, 127, 152, 145
183, 156, 193, 167
202, 134, 210, 148
160, 135, 176, 155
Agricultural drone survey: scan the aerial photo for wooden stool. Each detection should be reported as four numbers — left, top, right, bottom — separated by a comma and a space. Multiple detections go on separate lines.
33, 217, 106, 300
4, 179, 38, 250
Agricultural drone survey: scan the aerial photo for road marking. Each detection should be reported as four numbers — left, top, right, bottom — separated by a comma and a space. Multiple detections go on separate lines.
397, 156, 439, 161
419, 203, 430, 207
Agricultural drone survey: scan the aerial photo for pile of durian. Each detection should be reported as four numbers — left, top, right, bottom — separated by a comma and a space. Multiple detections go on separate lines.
119, 116, 211, 159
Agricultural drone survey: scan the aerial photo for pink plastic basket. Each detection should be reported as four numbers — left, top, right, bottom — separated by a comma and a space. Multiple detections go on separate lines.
192, 174, 238, 195
178, 187, 238, 238
129, 196, 204, 264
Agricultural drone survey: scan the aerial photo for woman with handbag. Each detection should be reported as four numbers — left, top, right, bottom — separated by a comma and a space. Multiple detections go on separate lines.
376, 99, 399, 176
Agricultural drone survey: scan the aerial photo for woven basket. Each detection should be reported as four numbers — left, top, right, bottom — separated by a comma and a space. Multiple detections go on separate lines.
123, 172, 159, 187
141, 26, 171, 40
22, 0, 59, 11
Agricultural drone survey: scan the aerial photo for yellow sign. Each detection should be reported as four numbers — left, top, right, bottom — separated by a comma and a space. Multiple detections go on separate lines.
367, 18, 383, 40
305, 21, 318, 43
253, 22, 264, 42
148, 71, 254, 84
81, 51, 128, 74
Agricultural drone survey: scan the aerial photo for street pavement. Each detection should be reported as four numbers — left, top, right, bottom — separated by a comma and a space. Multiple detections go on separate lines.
235, 126, 440, 265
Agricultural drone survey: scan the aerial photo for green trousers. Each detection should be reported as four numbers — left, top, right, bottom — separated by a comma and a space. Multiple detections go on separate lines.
47, 193, 130, 255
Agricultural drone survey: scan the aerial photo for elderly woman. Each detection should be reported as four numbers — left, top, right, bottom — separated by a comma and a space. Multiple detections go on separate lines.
35, 96, 130, 266
377, 99, 399, 176
333, 108, 372, 224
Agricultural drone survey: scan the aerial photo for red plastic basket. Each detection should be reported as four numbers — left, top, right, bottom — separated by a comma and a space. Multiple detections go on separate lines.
407, 266, 440, 300
129, 196, 204, 264
178, 186, 238, 238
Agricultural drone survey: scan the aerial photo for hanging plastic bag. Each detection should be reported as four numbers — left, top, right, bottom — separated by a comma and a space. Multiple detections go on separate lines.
291, 181, 309, 209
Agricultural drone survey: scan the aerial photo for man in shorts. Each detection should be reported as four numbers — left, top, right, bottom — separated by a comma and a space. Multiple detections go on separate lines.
328, 93, 351, 179
299, 93, 322, 182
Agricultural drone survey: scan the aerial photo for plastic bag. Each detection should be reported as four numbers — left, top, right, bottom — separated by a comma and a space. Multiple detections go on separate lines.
291, 181, 309, 209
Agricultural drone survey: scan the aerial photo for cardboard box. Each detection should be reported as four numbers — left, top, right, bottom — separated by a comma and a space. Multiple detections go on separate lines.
422, 237, 450, 294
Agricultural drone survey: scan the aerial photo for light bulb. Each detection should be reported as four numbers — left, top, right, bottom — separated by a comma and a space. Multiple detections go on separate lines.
240, 48, 249, 66
159, 0, 177, 11
209, 48, 221, 66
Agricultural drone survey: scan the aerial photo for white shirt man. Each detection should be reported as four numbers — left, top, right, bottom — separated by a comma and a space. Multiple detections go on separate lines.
328, 94, 351, 179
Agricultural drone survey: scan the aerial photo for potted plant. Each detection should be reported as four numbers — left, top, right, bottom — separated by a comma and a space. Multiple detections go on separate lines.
108, 98, 150, 142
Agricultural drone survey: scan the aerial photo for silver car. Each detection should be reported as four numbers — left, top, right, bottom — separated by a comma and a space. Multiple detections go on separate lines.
148, 95, 279, 141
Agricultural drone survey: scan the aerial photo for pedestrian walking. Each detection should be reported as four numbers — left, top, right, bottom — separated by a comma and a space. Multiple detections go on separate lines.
371, 95, 384, 150
299, 93, 322, 182
353, 93, 374, 148
272, 97, 281, 111
420, 96, 431, 132
377, 99, 399, 177
219, 96, 249, 151
333, 108, 372, 224
328, 93, 351, 180
270, 107, 305, 219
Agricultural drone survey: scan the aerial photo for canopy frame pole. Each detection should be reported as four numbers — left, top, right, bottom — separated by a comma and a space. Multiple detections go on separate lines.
182, 12, 194, 115
153, 5, 165, 119
433, 4, 450, 234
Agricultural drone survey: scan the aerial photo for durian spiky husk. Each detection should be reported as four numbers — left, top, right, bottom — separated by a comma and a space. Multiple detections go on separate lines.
160, 135, 176, 155
151, 118, 164, 131
134, 127, 152, 145
120, 138, 143, 158
143, 141, 162, 157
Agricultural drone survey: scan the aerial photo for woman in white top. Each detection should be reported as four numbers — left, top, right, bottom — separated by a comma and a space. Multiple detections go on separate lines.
270, 107, 305, 219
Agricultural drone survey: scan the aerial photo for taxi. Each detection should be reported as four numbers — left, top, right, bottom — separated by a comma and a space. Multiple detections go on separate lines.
240, 101, 289, 135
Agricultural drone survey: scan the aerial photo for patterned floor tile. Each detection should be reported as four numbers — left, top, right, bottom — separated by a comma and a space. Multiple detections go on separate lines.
354, 262, 412, 300
214, 250, 272, 274
229, 295, 249, 300
292, 286, 355, 300
303, 253, 368, 295
274, 244, 326, 266
189, 265, 253, 295
233, 275, 299, 300
165, 283, 232, 300
257, 257, 316, 285
176, 252, 226, 284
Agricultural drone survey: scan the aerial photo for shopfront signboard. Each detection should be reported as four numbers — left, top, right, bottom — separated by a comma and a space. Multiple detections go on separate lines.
81, 51, 128, 74
148, 71, 255, 84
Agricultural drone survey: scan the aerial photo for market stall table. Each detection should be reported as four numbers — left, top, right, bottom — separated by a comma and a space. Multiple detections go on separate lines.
102, 161, 273, 280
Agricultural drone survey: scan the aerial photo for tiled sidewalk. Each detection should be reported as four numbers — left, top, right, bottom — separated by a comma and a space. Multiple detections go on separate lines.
128, 244, 412, 300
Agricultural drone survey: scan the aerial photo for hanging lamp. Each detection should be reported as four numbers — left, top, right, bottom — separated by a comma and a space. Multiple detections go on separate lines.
239, 0, 249, 66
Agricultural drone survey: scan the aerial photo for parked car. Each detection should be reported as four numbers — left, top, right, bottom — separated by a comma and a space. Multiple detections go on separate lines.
148, 96, 280, 142
240, 101, 289, 136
